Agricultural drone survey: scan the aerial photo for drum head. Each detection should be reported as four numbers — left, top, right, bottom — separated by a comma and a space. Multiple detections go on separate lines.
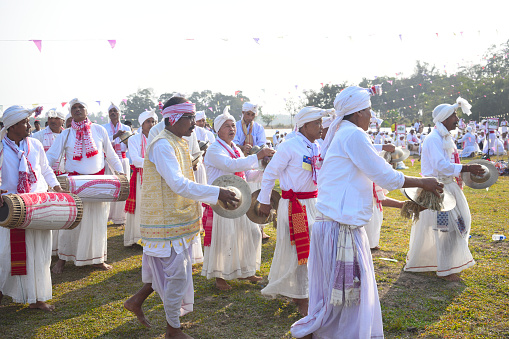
0, 201, 9, 224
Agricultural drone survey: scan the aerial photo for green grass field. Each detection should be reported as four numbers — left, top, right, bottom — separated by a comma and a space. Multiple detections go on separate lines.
1, 156, 508, 338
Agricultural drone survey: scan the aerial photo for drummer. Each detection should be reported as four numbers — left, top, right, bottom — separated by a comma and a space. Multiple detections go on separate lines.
123, 96, 238, 339
0, 105, 65, 311
103, 102, 131, 226
46, 98, 124, 273
123, 109, 157, 247
257, 107, 327, 315
404, 98, 485, 281
202, 107, 274, 291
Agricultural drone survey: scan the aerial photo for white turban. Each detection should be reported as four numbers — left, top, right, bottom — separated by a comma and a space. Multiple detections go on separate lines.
295, 107, 328, 129
432, 97, 472, 124
242, 102, 258, 114
46, 108, 66, 120
322, 117, 333, 129
65, 113, 72, 121
138, 108, 158, 126
466, 126, 472, 133
0, 105, 40, 140
321, 85, 383, 160
196, 110, 206, 121
68, 98, 88, 112
108, 102, 120, 113
214, 107, 236, 132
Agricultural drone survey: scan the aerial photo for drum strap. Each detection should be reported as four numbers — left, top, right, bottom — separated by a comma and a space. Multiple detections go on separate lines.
124, 165, 141, 214
10, 229, 27, 275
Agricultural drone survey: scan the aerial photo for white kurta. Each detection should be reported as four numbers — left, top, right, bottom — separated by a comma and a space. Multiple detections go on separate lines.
103, 122, 132, 224
142, 135, 219, 328
202, 139, 263, 280
32, 126, 65, 256
404, 129, 475, 276
124, 133, 145, 246
458, 132, 480, 157
233, 120, 267, 147
46, 123, 124, 266
258, 136, 319, 299
194, 125, 216, 143
291, 120, 405, 339
0, 137, 59, 304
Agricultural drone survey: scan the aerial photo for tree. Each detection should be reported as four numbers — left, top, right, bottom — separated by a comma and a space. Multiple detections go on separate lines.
304, 83, 348, 108
260, 113, 277, 127
120, 88, 157, 127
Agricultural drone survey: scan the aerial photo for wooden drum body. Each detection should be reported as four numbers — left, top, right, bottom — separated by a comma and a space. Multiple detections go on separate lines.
0, 192, 83, 230
57, 174, 129, 202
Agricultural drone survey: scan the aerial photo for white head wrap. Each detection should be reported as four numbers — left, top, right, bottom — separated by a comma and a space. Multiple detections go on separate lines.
46, 108, 66, 120
295, 107, 328, 129
68, 98, 88, 112
196, 110, 206, 121
320, 85, 382, 160
214, 107, 236, 132
0, 105, 41, 143
432, 97, 472, 156
138, 108, 158, 126
242, 102, 258, 114
466, 126, 472, 133
108, 102, 121, 114
322, 117, 333, 129
65, 113, 72, 121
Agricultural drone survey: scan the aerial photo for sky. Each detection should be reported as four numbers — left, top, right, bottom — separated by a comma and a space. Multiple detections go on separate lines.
1, 0, 508, 116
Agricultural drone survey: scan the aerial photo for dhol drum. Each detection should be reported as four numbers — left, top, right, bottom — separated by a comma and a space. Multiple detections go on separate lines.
57, 174, 130, 202
0, 192, 83, 230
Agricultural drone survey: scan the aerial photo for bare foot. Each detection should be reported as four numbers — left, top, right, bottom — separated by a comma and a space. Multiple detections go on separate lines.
443, 273, 461, 282
52, 259, 66, 274
124, 298, 151, 328
239, 275, 263, 282
29, 301, 55, 312
93, 263, 113, 271
370, 246, 380, 251
0, 291, 3, 304
166, 324, 194, 338
297, 335, 312, 339
293, 298, 309, 316
215, 278, 232, 291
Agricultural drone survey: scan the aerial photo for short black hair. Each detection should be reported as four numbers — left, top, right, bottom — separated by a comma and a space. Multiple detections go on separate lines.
163, 96, 188, 126
34, 120, 40, 125
124, 120, 132, 126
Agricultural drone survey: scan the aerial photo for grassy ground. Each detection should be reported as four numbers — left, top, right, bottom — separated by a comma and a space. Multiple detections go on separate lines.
1, 155, 508, 338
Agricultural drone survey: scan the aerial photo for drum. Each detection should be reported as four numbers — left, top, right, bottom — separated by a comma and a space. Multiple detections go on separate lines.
57, 174, 130, 202
0, 192, 83, 230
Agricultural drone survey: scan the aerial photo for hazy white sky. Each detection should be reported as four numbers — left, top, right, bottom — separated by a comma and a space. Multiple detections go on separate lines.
0, 0, 508, 115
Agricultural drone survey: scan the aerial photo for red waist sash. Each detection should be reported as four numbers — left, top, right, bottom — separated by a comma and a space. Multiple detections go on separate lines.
67, 168, 106, 176
125, 165, 141, 214
281, 189, 317, 265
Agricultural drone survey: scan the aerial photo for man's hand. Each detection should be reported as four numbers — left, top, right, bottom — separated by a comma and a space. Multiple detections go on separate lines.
420, 177, 444, 197
113, 130, 126, 139
382, 144, 396, 153
239, 144, 252, 154
258, 203, 272, 216
53, 186, 65, 193
257, 148, 275, 160
462, 164, 486, 176
218, 188, 240, 208
0, 189, 7, 207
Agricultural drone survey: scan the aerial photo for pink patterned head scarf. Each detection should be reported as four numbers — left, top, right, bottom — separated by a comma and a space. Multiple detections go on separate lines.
161, 102, 196, 125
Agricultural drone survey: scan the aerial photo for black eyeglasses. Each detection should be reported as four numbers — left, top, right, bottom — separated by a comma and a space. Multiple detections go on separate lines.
181, 115, 196, 121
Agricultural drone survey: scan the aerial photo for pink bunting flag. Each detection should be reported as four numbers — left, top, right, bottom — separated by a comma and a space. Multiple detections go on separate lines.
208, 107, 213, 111
96, 101, 101, 105
32, 40, 42, 52
398, 34, 402, 41
61, 102, 67, 107
253, 38, 260, 44
122, 115, 126, 119
108, 40, 116, 49
122, 99, 127, 104
320, 83, 324, 88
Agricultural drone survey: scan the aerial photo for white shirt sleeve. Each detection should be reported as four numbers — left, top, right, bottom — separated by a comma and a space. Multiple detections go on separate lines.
100, 126, 125, 173
149, 139, 219, 205
206, 148, 259, 173
257, 148, 291, 205
128, 135, 144, 168
34, 139, 59, 188
425, 137, 462, 177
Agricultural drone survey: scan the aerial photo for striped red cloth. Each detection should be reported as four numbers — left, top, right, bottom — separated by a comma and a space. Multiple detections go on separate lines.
282, 189, 318, 265
125, 165, 141, 214
202, 203, 214, 247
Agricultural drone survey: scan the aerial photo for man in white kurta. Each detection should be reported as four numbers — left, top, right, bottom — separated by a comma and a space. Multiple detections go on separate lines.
47, 98, 124, 273
32, 108, 66, 256
202, 109, 274, 291
0, 105, 64, 311
258, 107, 326, 316
291, 86, 443, 339
103, 103, 131, 225
233, 102, 267, 154
405, 98, 485, 282
123, 98, 236, 339
124, 110, 157, 246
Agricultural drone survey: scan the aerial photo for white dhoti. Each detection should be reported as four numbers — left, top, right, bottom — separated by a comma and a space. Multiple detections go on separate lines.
142, 248, 193, 328
404, 180, 475, 276
51, 230, 59, 256
124, 173, 142, 246
202, 213, 261, 279
0, 228, 53, 304
291, 221, 384, 339
261, 198, 317, 299
58, 201, 109, 266
364, 201, 383, 249
460, 143, 480, 157
106, 157, 130, 224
